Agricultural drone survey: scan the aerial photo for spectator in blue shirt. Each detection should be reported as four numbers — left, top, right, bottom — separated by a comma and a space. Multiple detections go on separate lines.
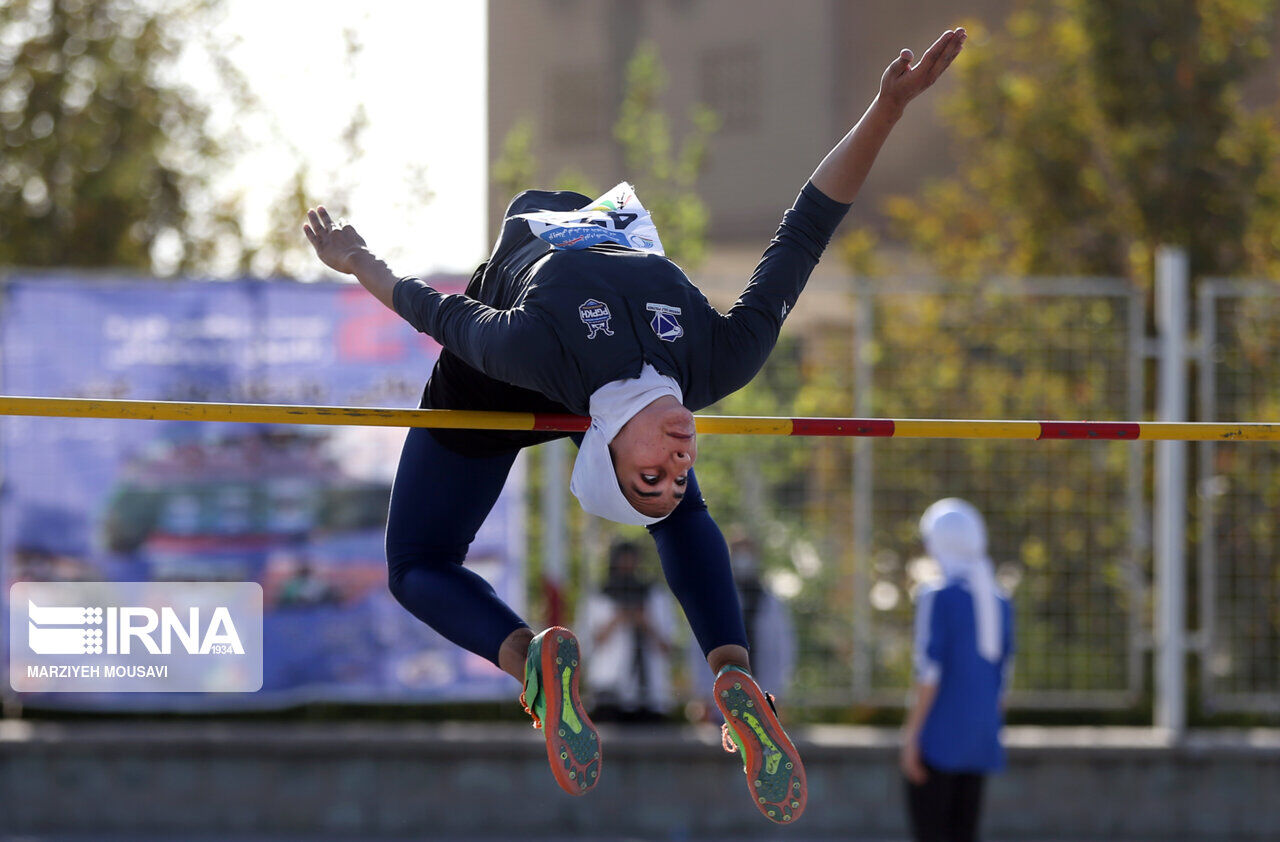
900, 499, 1014, 842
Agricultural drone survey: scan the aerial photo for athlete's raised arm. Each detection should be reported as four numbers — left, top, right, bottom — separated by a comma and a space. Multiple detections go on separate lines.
811, 27, 966, 203
303, 206, 400, 309
707, 29, 967, 401
303, 205, 564, 392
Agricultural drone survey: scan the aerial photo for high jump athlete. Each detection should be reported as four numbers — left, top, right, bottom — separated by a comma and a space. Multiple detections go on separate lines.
305, 28, 965, 823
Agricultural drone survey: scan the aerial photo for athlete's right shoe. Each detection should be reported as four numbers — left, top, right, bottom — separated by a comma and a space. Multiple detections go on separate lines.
520, 626, 601, 796
715, 665, 807, 824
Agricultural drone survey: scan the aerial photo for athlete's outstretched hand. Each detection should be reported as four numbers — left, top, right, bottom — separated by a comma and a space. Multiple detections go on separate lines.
810, 28, 966, 203
878, 28, 966, 116
304, 205, 368, 275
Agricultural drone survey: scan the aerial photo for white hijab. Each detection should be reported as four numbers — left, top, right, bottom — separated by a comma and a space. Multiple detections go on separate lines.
919, 498, 1002, 663
570, 364, 683, 526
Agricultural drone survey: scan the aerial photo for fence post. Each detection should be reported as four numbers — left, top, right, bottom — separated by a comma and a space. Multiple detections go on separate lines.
1154, 246, 1189, 738
851, 288, 873, 699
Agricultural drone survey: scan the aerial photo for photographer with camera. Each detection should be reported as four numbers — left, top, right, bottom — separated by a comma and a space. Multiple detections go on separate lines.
582, 540, 675, 722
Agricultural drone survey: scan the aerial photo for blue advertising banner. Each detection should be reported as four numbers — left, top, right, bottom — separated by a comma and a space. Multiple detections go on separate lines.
0, 276, 526, 708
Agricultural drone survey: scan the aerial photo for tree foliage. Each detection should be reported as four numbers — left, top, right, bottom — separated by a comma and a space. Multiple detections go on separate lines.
491, 41, 717, 268
613, 43, 718, 268
491, 119, 538, 202
492, 117, 597, 201
886, 0, 1280, 284
1204, 292, 1280, 701
828, 1, 1280, 708
0, 0, 239, 273
0, 0, 378, 278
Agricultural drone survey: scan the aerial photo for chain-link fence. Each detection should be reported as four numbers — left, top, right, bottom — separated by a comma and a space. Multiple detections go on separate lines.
849, 278, 1147, 709
0, 272, 1272, 720
1198, 280, 1280, 715
552, 276, 1149, 712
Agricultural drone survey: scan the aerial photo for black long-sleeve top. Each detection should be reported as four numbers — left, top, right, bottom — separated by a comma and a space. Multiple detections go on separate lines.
394, 181, 851, 456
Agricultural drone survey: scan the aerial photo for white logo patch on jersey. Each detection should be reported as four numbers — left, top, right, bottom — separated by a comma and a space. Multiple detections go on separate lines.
579, 298, 615, 339
646, 302, 683, 342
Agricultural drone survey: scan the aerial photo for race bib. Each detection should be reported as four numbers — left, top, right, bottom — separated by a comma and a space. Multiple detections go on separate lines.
514, 182, 665, 256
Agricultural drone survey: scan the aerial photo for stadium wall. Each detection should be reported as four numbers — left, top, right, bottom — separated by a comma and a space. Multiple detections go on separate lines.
0, 722, 1276, 839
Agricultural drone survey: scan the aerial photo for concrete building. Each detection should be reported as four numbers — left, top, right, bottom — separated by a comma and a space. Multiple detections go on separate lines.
486, 0, 1280, 316
486, 0, 1011, 309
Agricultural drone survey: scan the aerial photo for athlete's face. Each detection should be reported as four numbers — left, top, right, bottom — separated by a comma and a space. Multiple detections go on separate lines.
609, 397, 697, 518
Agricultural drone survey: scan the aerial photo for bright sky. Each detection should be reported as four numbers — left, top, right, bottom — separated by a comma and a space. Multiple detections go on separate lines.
208, 0, 488, 278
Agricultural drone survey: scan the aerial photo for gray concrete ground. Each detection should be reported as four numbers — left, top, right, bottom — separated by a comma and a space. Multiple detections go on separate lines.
0, 837, 1254, 841
0, 834, 1239, 839
1, 722, 1277, 840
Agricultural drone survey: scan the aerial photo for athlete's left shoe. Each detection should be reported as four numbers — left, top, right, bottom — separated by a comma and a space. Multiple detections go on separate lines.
715, 665, 807, 824
520, 626, 602, 796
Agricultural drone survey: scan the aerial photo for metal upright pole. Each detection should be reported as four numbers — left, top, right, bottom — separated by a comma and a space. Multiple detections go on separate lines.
542, 437, 568, 627
1154, 246, 1189, 738
851, 290, 873, 699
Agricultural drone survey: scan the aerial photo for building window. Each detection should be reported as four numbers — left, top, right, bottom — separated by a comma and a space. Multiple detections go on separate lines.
700, 45, 762, 133
547, 67, 610, 144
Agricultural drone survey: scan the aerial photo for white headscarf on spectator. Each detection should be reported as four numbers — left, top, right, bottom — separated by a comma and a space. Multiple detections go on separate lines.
919, 498, 1002, 663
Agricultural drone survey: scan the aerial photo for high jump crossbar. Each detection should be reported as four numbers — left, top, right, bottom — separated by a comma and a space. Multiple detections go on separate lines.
0, 396, 1276, 441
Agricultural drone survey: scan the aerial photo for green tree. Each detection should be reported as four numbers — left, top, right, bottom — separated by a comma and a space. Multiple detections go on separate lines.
247, 98, 372, 279
492, 117, 597, 201
886, 0, 1280, 283
490, 41, 717, 268
0, 0, 240, 273
491, 119, 538, 202
0, 0, 378, 278
613, 43, 718, 268
837, 1, 1280, 708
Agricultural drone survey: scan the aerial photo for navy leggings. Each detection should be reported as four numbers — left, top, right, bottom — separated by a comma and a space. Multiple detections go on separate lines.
385, 427, 748, 668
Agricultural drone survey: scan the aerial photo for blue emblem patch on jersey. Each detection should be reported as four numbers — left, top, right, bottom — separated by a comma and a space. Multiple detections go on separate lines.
579, 298, 614, 339
646, 302, 683, 342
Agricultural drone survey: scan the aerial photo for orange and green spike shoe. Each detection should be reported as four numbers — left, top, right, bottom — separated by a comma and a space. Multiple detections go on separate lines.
715, 665, 806, 824
520, 626, 601, 796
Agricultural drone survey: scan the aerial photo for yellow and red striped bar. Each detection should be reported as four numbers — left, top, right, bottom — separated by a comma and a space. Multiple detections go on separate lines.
0, 396, 1275, 441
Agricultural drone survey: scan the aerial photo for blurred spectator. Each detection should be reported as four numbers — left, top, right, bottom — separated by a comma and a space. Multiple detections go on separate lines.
582, 540, 675, 722
685, 529, 795, 722
730, 531, 795, 698
276, 561, 341, 608
901, 499, 1015, 842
